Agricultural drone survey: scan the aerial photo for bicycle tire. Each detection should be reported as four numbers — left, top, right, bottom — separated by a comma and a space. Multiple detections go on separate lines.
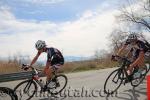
0, 87, 18, 100
104, 68, 124, 94
131, 65, 147, 87
48, 74, 67, 95
14, 80, 37, 100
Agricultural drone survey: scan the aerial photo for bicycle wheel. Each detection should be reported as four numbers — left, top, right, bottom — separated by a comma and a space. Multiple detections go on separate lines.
14, 80, 37, 100
0, 87, 18, 100
104, 68, 124, 94
131, 65, 147, 87
48, 74, 67, 95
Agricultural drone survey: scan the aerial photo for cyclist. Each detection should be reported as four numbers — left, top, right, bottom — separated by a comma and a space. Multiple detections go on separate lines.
24, 40, 64, 84
114, 33, 149, 80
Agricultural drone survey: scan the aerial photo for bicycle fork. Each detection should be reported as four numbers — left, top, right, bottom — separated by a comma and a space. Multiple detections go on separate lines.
112, 69, 122, 84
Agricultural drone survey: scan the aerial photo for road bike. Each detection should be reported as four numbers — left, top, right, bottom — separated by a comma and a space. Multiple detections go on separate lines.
14, 64, 67, 100
104, 55, 148, 95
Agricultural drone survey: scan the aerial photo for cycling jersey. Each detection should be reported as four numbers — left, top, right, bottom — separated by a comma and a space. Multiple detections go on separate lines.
125, 40, 149, 59
47, 47, 64, 66
125, 40, 149, 53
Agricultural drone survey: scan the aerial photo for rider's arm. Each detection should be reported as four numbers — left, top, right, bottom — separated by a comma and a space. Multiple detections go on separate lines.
130, 51, 145, 67
116, 45, 127, 56
126, 48, 133, 58
29, 51, 41, 67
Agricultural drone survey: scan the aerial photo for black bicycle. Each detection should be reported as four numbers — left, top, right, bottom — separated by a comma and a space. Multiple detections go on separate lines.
14, 64, 68, 100
104, 55, 148, 95
0, 87, 18, 100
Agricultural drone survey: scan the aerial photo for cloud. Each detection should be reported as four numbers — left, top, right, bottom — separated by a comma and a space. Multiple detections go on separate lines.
20, 0, 65, 5
0, 5, 119, 60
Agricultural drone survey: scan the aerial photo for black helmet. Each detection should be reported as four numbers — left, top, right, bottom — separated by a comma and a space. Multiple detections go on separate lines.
127, 33, 137, 41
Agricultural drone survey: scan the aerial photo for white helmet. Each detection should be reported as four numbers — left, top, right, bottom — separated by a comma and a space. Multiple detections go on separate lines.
35, 40, 46, 50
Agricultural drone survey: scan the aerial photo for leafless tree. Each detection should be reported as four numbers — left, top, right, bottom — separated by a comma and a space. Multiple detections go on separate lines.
109, 0, 150, 53
109, 30, 128, 52
119, 0, 150, 31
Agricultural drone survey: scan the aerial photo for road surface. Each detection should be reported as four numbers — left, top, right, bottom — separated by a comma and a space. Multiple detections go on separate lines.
0, 67, 148, 100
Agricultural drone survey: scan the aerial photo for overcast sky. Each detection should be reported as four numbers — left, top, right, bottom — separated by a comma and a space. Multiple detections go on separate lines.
0, 0, 137, 60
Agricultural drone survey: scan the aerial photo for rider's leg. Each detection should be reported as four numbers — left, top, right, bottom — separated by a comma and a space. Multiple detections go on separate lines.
44, 66, 53, 82
127, 53, 145, 75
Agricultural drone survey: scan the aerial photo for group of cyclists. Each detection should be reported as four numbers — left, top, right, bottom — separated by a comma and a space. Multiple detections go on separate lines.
23, 32, 149, 84
1, 32, 150, 100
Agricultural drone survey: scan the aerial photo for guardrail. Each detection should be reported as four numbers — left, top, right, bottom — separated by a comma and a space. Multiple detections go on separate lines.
0, 71, 43, 83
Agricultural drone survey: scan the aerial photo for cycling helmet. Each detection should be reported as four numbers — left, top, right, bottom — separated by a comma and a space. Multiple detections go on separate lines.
127, 33, 137, 41
35, 40, 46, 50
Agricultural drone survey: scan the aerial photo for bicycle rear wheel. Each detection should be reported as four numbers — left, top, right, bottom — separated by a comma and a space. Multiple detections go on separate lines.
14, 80, 37, 100
104, 68, 124, 94
0, 87, 18, 100
48, 74, 67, 95
131, 65, 147, 87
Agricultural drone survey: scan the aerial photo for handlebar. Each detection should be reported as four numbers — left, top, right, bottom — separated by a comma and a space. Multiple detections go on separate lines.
111, 55, 131, 63
21, 64, 58, 78
22, 64, 32, 68
21, 64, 42, 75
111, 55, 132, 68
111, 55, 121, 61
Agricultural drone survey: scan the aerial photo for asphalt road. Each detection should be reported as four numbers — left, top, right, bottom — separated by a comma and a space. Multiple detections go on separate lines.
0, 67, 148, 100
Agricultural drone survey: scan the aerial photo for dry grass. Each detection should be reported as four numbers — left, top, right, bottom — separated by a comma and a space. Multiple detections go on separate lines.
58, 59, 118, 73
0, 61, 21, 74
0, 59, 118, 74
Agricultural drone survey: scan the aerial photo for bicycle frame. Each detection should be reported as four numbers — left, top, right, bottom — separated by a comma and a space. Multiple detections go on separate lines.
21, 68, 44, 94
112, 56, 132, 84
29, 66, 58, 90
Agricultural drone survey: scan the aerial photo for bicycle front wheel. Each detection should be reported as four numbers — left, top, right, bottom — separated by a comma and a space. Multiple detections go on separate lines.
0, 87, 18, 100
48, 74, 68, 95
14, 80, 37, 100
104, 68, 124, 95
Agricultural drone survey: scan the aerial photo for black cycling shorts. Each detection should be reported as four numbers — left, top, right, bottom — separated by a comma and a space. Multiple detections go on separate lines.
51, 54, 64, 66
